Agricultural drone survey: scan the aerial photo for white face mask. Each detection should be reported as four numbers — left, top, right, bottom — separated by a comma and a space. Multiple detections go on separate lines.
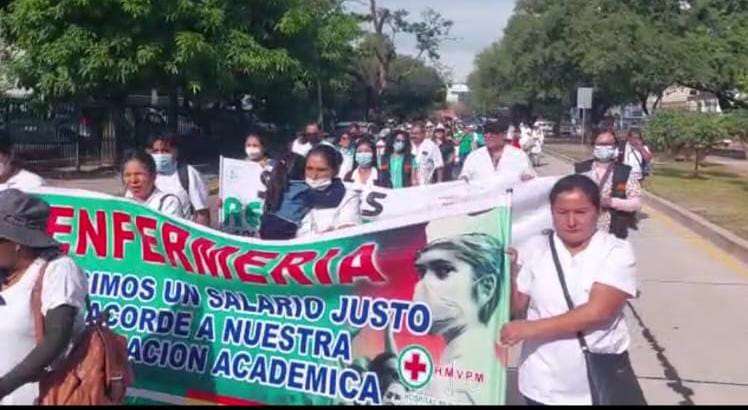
151, 153, 176, 173
593, 145, 618, 162
245, 147, 263, 161
413, 278, 481, 336
306, 178, 332, 191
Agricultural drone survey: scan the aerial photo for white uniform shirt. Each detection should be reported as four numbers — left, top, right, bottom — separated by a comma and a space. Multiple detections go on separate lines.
0, 257, 87, 405
516, 231, 638, 405
459, 146, 536, 185
126, 188, 185, 219
292, 139, 336, 158
154, 165, 208, 219
623, 143, 650, 180
338, 151, 355, 179
411, 138, 444, 185
292, 138, 313, 157
297, 189, 361, 238
0, 169, 45, 191
349, 167, 379, 190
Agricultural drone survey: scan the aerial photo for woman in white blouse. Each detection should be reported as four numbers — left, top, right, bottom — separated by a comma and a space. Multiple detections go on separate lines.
501, 174, 640, 405
0, 189, 87, 404
343, 137, 387, 189
121, 150, 185, 219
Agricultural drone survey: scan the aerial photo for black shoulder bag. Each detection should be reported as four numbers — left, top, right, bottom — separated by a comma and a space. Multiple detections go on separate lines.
547, 231, 646, 405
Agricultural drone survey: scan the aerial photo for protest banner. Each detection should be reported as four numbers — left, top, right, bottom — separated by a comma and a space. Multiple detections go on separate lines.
354, 176, 559, 249
219, 156, 267, 236
38, 186, 513, 405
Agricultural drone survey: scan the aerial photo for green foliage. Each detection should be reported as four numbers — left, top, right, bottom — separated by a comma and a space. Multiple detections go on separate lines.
723, 110, 748, 142
645, 110, 729, 174
469, 0, 748, 122
381, 56, 445, 119
0, 0, 359, 125
347, 1, 453, 118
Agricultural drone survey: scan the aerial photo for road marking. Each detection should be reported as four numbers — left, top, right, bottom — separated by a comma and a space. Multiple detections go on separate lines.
644, 205, 748, 277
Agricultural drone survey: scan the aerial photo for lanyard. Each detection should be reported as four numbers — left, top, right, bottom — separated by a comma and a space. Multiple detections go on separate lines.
597, 163, 615, 190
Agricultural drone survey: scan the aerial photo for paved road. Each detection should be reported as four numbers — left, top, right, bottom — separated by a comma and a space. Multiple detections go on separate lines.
45, 155, 748, 404
506, 153, 748, 405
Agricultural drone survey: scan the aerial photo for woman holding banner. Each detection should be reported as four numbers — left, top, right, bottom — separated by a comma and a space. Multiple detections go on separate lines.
122, 150, 185, 219
260, 144, 360, 240
501, 174, 644, 405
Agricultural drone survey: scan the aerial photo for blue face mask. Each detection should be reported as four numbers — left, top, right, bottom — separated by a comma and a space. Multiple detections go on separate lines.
152, 153, 176, 174
593, 146, 618, 163
393, 141, 406, 153
355, 152, 374, 167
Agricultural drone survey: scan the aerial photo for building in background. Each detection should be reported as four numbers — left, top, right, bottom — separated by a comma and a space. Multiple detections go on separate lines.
655, 86, 722, 113
446, 83, 471, 104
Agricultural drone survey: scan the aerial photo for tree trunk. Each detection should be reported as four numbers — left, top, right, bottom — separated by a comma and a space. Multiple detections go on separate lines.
652, 92, 664, 113
693, 148, 701, 176
317, 77, 324, 129
639, 95, 650, 116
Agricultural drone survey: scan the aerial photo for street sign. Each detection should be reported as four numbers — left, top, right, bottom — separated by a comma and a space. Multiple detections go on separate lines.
577, 87, 593, 109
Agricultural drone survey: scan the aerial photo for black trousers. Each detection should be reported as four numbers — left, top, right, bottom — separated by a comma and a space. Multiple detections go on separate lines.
524, 396, 546, 406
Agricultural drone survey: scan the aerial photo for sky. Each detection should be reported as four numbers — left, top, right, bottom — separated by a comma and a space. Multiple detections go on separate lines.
349, 0, 517, 83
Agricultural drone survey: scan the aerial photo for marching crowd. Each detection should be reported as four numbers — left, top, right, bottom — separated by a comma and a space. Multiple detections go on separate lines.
0, 115, 655, 405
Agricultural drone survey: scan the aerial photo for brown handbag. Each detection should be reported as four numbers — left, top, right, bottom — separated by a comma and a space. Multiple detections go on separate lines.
31, 261, 134, 405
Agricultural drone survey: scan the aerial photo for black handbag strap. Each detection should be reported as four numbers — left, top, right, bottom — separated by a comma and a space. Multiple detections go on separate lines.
547, 231, 590, 352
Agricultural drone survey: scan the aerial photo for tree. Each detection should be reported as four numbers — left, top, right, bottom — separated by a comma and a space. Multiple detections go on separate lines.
350, 1, 453, 117
724, 110, 748, 144
467, 0, 748, 126
673, 0, 748, 111
646, 110, 728, 175
381, 56, 446, 119
0, 0, 361, 156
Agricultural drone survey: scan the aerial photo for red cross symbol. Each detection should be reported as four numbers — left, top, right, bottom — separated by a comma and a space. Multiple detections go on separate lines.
404, 353, 427, 381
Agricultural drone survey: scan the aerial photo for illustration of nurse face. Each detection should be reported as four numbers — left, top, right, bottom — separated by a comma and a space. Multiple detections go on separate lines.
413, 248, 483, 337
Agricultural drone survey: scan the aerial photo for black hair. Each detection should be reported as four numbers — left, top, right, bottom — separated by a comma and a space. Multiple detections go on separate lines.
0, 134, 23, 169
121, 149, 157, 178
352, 137, 378, 170
0, 135, 14, 157
549, 174, 601, 209
335, 130, 351, 146
385, 130, 412, 157
306, 144, 342, 175
483, 118, 511, 135
148, 131, 181, 149
589, 127, 617, 146
245, 130, 265, 147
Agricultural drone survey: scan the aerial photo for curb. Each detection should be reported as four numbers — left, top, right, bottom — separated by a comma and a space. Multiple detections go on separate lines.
544, 148, 748, 266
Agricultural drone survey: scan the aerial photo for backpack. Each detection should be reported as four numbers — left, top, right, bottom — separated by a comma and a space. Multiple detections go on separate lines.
177, 164, 190, 196
157, 193, 181, 213
31, 261, 133, 405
